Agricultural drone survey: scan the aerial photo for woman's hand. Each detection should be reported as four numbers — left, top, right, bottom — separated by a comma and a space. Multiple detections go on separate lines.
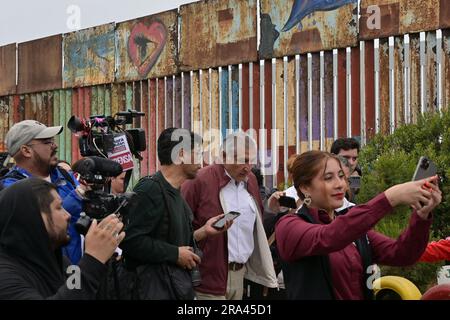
385, 175, 439, 209
415, 179, 442, 220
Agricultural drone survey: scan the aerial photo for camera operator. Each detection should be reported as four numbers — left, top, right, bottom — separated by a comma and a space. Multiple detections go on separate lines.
0, 178, 125, 299
2, 120, 87, 264
121, 128, 231, 300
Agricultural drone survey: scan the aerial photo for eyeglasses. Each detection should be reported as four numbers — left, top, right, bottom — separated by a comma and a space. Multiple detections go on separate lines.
26, 140, 56, 147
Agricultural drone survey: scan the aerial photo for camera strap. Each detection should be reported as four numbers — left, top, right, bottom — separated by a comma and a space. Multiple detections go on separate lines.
57, 167, 76, 188
145, 175, 198, 251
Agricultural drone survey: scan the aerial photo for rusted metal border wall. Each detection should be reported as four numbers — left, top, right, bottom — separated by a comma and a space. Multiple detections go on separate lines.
0, 2, 449, 189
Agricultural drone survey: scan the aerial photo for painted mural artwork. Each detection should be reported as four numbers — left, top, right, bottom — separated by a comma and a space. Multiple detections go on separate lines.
115, 10, 178, 82
63, 23, 115, 88
127, 20, 168, 77
260, 0, 358, 58
282, 0, 357, 31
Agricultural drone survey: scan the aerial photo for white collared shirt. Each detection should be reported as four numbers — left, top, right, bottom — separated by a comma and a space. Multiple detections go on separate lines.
336, 197, 355, 212
284, 185, 299, 201
223, 170, 256, 264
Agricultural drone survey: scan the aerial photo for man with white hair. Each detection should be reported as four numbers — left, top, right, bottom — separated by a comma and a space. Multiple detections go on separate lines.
181, 131, 277, 300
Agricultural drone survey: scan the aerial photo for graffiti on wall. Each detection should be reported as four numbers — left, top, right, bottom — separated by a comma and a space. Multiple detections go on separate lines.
360, 0, 449, 40
260, 0, 358, 58
127, 20, 167, 77
179, 0, 257, 71
115, 10, 178, 82
63, 23, 115, 88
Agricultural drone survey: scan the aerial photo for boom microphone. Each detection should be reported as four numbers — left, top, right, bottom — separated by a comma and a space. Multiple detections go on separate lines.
73, 156, 123, 180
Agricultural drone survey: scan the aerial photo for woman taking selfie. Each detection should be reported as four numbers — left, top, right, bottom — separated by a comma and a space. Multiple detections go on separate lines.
275, 151, 441, 300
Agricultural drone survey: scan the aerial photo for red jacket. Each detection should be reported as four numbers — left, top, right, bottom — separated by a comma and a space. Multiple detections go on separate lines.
419, 237, 450, 262
276, 193, 432, 300
181, 164, 264, 295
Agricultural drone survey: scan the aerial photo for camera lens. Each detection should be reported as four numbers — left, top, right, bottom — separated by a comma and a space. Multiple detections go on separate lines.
191, 267, 202, 287
190, 248, 203, 287
421, 159, 430, 170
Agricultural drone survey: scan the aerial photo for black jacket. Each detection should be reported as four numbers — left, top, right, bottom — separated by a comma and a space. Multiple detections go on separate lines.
0, 178, 106, 299
121, 172, 193, 269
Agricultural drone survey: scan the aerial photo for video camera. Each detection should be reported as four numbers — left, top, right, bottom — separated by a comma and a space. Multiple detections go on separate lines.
68, 110, 146, 160
73, 156, 136, 235
68, 110, 146, 235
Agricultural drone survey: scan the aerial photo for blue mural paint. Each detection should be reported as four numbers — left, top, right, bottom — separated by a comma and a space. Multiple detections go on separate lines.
67, 34, 113, 70
282, 0, 356, 32
221, 68, 229, 139
231, 66, 239, 131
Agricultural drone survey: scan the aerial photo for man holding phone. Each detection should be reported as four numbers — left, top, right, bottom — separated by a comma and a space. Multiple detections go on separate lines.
213, 211, 241, 229
182, 132, 277, 300
120, 128, 231, 299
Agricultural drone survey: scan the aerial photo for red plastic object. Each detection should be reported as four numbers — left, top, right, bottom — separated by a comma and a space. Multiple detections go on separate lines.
421, 284, 450, 300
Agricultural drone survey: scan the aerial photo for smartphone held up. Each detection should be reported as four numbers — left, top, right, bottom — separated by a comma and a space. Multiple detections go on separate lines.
412, 156, 437, 181
278, 195, 297, 209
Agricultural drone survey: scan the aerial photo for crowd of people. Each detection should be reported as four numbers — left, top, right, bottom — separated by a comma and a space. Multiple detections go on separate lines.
0, 119, 448, 300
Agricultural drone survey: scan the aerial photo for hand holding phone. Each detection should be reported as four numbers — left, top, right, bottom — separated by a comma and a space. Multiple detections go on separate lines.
213, 211, 241, 229
278, 195, 297, 209
410, 156, 438, 209
412, 157, 437, 181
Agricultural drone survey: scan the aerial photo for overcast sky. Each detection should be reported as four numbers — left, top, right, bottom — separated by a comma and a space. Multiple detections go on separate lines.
0, 0, 198, 46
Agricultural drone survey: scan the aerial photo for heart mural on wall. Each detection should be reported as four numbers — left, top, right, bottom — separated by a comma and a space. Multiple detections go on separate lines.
128, 20, 168, 77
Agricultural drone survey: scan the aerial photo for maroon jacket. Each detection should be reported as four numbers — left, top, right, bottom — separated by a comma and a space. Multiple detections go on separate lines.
276, 193, 432, 300
181, 164, 264, 295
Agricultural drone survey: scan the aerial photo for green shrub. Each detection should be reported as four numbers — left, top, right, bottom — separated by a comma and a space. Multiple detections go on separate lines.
357, 111, 450, 293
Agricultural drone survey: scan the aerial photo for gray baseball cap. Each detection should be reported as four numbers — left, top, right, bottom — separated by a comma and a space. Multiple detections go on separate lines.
5, 120, 63, 156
